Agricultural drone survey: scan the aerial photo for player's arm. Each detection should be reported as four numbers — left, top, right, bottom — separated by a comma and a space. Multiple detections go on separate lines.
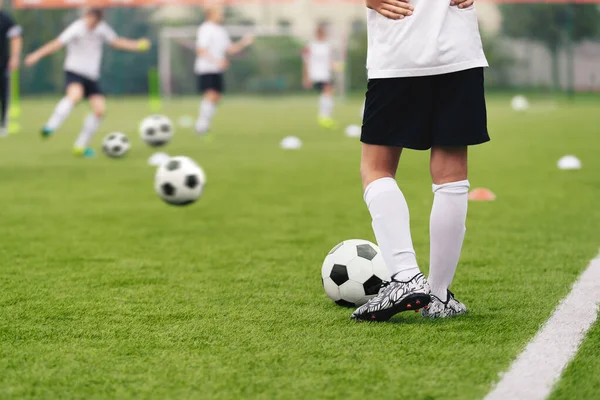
8, 25, 23, 71
302, 46, 311, 89
110, 37, 151, 52
24, 39, 63, 67
226, 35, 253, 56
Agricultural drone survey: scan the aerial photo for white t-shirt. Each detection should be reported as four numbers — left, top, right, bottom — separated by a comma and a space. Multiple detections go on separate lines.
305, 41, 333, 83
58, 20, 117, 81
195, 21, 232, 75
366, 2, 488, 79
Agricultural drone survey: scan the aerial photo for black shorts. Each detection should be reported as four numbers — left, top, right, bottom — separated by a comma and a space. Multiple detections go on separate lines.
65, 71, 102, 98
312, 81, 332, 92
361, 68, 489, 150
197, 73, 225, 94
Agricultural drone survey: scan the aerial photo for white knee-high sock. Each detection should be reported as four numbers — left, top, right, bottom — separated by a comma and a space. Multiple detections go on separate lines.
319, 94, 334, 118
74, 113, 102, 149
364, 177, 421, 281
196, 99, 217, 133
428, 180, 470, 301
46, 97, 74, 131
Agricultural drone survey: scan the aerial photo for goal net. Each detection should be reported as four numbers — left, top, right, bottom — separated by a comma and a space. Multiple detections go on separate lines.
158, 24, 350, 98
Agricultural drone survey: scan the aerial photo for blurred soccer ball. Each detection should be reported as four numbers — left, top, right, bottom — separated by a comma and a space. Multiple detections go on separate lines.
321, 239, 390, 307
140, 115, 174, 147
511, 95, 530, 112
154, 156, 206, 206
102, 132, 130, 158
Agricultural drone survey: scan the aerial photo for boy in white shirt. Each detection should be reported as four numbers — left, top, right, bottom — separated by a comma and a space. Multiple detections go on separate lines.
195, 7, 253, 136
303, 24, 336, 129
25, 8, 150, 157
351, 0, 489, 321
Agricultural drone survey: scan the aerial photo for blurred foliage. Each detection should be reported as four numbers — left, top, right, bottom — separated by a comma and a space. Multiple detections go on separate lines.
500, 4, 600, 88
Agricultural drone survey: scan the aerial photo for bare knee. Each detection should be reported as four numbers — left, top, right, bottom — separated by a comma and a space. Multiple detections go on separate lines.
205, 90, 221, 103
430, 146, 468, 184
66, 84, 84, 104
361, 144, 402, 190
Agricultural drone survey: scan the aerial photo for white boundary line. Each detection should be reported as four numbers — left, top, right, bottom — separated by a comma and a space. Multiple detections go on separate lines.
485, 252, 600, 400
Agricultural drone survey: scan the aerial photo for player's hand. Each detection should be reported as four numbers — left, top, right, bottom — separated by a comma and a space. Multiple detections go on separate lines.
303, 79, 312, 90
24, 53, 39, 67
8, 57, 19, 71
218, 59, 230, 70
137, 38, 151, 52
451, 0, 474, 8
366, 0, 414, 20
241, 35, 254, 47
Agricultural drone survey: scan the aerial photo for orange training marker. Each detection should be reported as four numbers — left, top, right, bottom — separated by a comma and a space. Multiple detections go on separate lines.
468, 188, 496, 202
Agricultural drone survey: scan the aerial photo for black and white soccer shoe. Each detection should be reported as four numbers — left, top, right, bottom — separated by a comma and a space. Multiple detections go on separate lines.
421, 290, 467, 319
351, 273, 431, 322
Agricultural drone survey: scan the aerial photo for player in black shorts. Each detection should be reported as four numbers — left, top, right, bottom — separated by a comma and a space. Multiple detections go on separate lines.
194, 7, 253, 136
0, 10, 22, 138
351, 0, 489, 322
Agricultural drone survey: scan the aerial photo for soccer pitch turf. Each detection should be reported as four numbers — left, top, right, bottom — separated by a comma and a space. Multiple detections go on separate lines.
0, 94, 599, 399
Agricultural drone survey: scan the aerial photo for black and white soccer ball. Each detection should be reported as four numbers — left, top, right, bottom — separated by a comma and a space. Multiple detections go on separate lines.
140, 115, 174, 147
102, 132, 130, 158
154, 156, 206, 206
322, 239, 390, 307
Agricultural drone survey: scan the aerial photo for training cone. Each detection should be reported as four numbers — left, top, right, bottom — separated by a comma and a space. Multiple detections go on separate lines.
557, 155, 582, 170
148, 152, 170, 167
511, 95, 530, 112
468, 188, 496, 201
345, 124, 361, 138
280, 136, 302, 150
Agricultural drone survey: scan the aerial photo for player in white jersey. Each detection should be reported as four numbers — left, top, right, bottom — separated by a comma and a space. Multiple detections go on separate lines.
351, 0, 489, 322
303, 24, 336, 129
24, 8, 150, 157
195, 7, 253, 136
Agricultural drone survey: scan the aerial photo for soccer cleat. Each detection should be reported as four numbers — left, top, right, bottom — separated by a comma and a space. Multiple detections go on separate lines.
351, 273, 431, 322
318, 117, 338, 130
421, 291, 467, 319
41, 127, 55, 138
73, 147, 96, 158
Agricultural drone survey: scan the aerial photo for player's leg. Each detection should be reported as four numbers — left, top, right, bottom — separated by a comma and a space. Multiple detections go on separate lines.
196, 74, 222, 135
43, 81, 84, 137
317, 83, 336, 129
422, 68, 489, 318
0, 71, 9, 137
351, 144, 430, 322
73, 94, 105, 157
421, 147, 470, 318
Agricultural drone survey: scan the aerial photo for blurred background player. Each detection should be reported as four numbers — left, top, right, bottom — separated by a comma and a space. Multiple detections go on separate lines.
303, 23, 336, 130
24, 7, 150, 157
0, 8, 22, 138
195, 6, 254, 136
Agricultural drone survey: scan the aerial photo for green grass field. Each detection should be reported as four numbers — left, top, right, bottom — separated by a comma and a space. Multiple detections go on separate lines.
1, 94, 599, 399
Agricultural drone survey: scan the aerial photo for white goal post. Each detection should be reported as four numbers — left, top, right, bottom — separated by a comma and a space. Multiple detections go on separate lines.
158, 25, 349, 98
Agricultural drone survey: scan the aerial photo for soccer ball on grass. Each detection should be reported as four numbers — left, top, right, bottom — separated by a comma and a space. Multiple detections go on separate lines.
321, 239, 390, 307
102, 132, 130, 158
140, 115, 174, 147
154, 156, 206, 206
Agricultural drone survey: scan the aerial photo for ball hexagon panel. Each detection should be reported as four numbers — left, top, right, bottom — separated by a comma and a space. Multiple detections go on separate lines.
160, 124, 171, 133
322, 277, 341, 301
346, 257, 375, 283
371, 253, 390, 281
146, 128, 156, 136
335, 299, 356, 308
166, 160, 180, 171
332, 242, 358, 266
330, 264, 349, 286
339, 280, 367, 305
185, 175, 199, 189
